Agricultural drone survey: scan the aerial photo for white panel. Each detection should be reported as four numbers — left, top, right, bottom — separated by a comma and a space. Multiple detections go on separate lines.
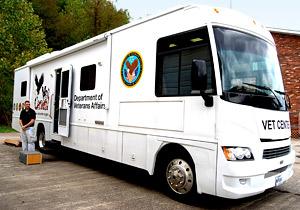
184, 97, 215, 138
103, 131, 122, 162
122, 132, 147, 169
62, 125, 76, 148
70, 41, 109, 127
87, 128, 122, 161
185, 143, 217, 195
75, 126, 89, 148
88, 128, 105, 155
12, 67, 30, 131
119, 101, 184, 131
146, 135, 164, 174
12, 117, 20, 132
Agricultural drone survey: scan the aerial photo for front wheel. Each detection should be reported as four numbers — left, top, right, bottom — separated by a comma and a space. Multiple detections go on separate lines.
157, 155, 196, 200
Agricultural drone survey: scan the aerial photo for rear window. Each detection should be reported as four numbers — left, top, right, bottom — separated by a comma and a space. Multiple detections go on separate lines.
21, 81, 27, 97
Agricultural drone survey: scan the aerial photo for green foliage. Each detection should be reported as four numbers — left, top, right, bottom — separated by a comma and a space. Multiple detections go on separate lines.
31, 0, 130, 50
0, 0, 50, 125
0, 125, 16, 133
30, 0, 63, 50
0, 0, 129, 125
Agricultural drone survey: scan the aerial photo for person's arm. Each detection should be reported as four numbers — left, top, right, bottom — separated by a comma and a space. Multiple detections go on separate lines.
19, 111, 25, 131
23, 119, 35, 128
19, 119, 25, 131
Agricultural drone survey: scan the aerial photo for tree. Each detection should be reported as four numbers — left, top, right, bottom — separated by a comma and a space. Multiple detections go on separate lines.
86, 0, 130, 36
30, 0, 130, 50
30, 0, 66, 50
0, 0, 129, 125
55, 0, 92, 49
0, 0, 50, 125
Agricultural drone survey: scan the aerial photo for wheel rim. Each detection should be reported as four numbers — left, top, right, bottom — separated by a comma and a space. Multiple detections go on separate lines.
166, 158, 194, 194
38, 132, 45, 148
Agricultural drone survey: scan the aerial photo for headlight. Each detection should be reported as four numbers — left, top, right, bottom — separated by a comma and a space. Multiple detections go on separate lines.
222, 147, 254, 161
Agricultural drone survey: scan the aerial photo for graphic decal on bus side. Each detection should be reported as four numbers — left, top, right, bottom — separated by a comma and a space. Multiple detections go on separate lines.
33, 73, 51, 111
121, 51, 143, 87
13, 102, 24, 111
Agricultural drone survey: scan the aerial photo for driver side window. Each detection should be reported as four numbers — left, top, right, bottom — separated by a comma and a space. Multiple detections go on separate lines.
155, 27, 216, 97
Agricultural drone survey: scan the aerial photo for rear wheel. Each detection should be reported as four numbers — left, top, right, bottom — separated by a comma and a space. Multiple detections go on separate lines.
157, 154, 196, 200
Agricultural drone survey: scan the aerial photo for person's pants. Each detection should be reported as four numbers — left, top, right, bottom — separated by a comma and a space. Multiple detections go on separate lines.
21, 127, 35, 152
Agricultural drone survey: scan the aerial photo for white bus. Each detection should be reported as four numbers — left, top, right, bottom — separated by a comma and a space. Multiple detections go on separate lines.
12, 5, 295, 199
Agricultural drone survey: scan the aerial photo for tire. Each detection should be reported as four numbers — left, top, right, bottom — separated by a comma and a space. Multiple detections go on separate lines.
36, 130, 46, 151
157, 154, 196, 200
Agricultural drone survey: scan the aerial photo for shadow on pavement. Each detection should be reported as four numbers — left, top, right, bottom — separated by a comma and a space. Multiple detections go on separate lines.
41, 145, 277, 209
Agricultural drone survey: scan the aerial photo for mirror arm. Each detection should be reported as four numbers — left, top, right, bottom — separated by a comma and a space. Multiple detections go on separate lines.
201, 93, 213, 107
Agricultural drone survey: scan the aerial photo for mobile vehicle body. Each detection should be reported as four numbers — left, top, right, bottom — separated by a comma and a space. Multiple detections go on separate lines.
12, 5, 295, 199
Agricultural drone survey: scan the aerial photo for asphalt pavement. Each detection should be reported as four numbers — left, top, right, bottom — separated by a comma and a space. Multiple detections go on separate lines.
0, 132, 299, 210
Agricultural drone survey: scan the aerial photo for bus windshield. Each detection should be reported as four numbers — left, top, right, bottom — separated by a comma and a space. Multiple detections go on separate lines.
213, 27, 288, 111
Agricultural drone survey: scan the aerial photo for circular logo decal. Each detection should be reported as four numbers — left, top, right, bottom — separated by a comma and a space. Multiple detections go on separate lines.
121, 51, 143, 87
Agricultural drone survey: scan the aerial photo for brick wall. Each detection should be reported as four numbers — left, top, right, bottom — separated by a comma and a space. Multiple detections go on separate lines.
272, 32, 300, 138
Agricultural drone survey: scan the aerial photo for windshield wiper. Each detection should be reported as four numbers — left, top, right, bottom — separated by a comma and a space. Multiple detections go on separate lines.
274, 90, 291, 109
243, 82, 282, 108
274, 90, 285, 95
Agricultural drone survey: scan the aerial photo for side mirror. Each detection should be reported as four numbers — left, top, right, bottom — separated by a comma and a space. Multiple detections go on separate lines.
191, 59, 213, 107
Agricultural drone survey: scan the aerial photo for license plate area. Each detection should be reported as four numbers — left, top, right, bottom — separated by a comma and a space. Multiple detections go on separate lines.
275, 175, 283, 186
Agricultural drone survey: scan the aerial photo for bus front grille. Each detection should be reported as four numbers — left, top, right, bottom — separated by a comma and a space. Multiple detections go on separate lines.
263, 146, 290, 159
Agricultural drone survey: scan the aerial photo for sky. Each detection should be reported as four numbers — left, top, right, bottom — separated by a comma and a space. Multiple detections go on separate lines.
113, 0, 300, 31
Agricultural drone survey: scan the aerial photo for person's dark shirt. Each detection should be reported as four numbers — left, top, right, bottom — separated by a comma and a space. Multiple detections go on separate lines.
19, 108, 36, 127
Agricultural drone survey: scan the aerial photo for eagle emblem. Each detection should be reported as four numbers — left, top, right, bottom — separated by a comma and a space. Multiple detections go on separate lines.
121, 51, 143, 87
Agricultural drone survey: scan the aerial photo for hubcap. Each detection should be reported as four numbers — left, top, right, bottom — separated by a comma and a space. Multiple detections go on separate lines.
166, 159, 194, 194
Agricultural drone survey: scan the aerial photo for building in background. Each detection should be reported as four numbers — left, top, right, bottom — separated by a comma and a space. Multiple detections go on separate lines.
269, 28, 300, 138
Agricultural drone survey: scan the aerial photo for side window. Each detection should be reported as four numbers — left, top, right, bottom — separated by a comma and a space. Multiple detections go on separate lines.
21, 81, 27, 97
155, 27, 216, 97
80, 64, 96, 91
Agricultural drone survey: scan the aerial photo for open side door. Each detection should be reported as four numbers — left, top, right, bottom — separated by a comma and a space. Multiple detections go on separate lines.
58, 65, 73, 137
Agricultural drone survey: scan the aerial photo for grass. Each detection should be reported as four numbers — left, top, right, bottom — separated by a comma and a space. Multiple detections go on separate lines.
0, 125, 17, 133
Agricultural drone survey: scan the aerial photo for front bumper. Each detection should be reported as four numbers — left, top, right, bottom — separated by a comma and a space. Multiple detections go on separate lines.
216, 148, 295, 199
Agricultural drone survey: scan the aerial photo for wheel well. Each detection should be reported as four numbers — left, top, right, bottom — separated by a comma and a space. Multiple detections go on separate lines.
36, 123, 45, 136
154, 143, 195, 175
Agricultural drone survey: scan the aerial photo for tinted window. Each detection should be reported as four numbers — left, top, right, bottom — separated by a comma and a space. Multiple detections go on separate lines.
155, 27, 216, 96
21, 81, 27, 97
80, 64, 96, 91
61, 70, 69, 98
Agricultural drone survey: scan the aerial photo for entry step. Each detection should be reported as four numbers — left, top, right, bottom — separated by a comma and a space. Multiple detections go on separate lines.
19, 151, 42, 165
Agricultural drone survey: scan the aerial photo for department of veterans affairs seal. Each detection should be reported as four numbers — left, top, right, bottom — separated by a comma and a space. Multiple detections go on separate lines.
121, 51, 143, 87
